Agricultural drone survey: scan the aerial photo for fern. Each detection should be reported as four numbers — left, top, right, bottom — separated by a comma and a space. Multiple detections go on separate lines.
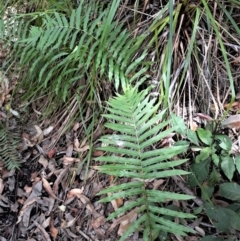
0, 122, 21, 170
2, 1, 149, 101
95, 88, 195, 240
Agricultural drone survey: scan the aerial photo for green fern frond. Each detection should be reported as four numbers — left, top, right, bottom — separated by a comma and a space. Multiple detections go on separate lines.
0, 122, 21, 170
4, 1, 148, 101
95, 88, 195, 240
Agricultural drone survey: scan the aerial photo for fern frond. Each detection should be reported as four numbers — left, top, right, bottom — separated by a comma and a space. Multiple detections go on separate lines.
2, 1, 149, 101
95, 88, 195, 240
0, 122, 21, 170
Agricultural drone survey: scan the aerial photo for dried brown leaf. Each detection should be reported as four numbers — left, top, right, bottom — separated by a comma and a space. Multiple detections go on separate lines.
34, 221, 51, 241
93, 150, 104, 157
47, 149, 56, 159
52, 167, 69, 195
67, 188, 84, 199
66, 144, 74, 157
17, 197, 40, 224
42, 176, 62, 201
73, 122, 80, 131
110, 197, 123, 211
74, 138, 89, 153
33, 125, 43, 143
78, 194, 99, 217
61, 217, 77, 228
196, 113, 213, 121
38, 155, 48, 168
91, 215, 105, 229
107, 207, 139, 235
50, 215, 58, 240
62, 155, 75, 166
221, 114, 240, 128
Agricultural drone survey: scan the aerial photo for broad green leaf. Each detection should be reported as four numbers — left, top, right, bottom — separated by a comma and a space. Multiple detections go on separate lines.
215, 134, 232, 151
221, 156, 235, 181
235, 155, 240, 174
197, 128, 213, 145
219, 183, 240, 201
208, 168, 221, 186
187, 129, 199, 145
205, 203, 231, 232
212, 153, 220, 167
188, 160, 210, 187
201, 184, 214, 201
196, 147, 211, 162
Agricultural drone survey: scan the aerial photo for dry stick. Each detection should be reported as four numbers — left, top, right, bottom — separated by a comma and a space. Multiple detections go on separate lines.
78, 229, 93, 241
34, 221, 51, 241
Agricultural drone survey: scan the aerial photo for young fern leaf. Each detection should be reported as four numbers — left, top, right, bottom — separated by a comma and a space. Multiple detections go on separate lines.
95, 88, 195, 240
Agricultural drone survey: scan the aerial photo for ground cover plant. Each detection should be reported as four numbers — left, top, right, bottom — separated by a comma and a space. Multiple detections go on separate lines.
0, 0, 240, 240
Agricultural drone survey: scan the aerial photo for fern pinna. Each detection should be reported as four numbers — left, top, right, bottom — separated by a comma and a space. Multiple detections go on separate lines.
95, 87, 195, 240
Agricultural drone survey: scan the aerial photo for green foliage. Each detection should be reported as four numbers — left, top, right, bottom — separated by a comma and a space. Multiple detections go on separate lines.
1, 0, 149, 101
188, 126, 235, 185
187, 126, 240, 236
0, 122, 21, 169
205, 202, 240, 233
95, 87, 195, 240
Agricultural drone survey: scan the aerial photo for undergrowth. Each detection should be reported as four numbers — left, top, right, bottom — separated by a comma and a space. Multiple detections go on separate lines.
0, 0, 240, 240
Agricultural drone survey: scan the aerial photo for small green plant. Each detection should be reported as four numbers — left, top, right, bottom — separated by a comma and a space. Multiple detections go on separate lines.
187, 126, 236, 184
187, 125, 240, 237
95, 87, 195, 240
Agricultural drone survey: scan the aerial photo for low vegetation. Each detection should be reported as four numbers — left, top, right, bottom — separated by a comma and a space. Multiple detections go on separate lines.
0, 0, 240, 240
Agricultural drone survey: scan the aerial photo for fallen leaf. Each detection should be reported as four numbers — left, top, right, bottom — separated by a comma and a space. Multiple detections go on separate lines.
221, 114, 240, 128
24, 185, 32, 194
33, 125, 43, 143
224, 101, 240, 109
67, 188, 84, 199
233, 55, 240, 65
42, 175, 62, 201
43, 126, 54, 136
62, 155, 78, 165
196, 113, 213, 121
110, 196, 123, 211
38, 155, 48, 168
48, 149, 56, 158
50, 215, 58, 240
91, 215, 105, 229
74, 138, 89, 153
77, 194, 99, 217
107, 207, 139, 235
0, 178, 4, 194
61, 217, 77, 228
66, 144, 73, 157
93, 150, 104, 157
73, 122, 80, 131
52, 167, 69, 195
34, 221, 51, 241
17, 197, 40, 224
